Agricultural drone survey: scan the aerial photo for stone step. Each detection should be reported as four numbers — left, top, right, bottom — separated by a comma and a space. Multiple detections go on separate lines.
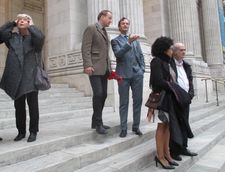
0, 105, 224, 172
0, 107, 144, 167
0, 96, 91, 107
140, 112, 225, 172
39, 87, 80, 93
0, 98, 92, 111
0, 123, 155, 172
0, 85, 80, 99
0, 83, 70, 94
50, 84, 70, 88
39, 92, 85, 98
187, 137, 225, 172
74, 112, 225, 172
0, 102, 93, 121
0, 97, 223, 130
0, 107, 113, 130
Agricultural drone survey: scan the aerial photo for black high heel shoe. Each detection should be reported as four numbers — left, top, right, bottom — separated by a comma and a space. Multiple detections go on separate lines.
165, 157, 179, 166
155, 156, 175, 169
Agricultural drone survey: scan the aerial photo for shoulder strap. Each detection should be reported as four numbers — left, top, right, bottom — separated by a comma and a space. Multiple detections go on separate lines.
35, 52, 45, 70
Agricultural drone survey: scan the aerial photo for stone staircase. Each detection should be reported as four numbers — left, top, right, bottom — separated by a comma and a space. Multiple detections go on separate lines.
0, 84, 225, 172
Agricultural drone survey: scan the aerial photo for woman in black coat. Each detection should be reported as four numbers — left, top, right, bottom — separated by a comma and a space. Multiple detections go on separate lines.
149, 36, 177, 169
0, 14, 45, 142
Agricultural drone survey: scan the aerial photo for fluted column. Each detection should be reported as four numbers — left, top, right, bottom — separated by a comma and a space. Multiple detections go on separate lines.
168, 0, 194, 56
201, 0, 224, 66
87, 0, 120, 28
119, 0, 144, 35
190, 0, 202, 60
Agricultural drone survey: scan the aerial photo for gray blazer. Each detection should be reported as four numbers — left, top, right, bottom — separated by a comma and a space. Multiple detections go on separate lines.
111, 35, 145, 78
81, 23, 111, 75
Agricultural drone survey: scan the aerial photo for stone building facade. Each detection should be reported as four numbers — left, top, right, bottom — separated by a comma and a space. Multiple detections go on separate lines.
0, 0, 225, 108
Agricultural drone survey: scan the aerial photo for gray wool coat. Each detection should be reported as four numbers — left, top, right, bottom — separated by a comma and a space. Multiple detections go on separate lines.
0, 21, 45, 100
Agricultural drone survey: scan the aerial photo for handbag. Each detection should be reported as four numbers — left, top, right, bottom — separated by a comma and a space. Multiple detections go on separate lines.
145, 91, 165, 109
34, 53, 51, 91
145, 91, 166, 123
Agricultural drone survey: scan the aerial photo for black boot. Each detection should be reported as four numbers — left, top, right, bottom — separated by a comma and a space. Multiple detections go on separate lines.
14, 133, 26, 141
27, 133, 37, 142
96, 125, 107, 134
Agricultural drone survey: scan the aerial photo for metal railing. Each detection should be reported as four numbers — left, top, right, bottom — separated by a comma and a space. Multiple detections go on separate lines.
195, 76, 225, 106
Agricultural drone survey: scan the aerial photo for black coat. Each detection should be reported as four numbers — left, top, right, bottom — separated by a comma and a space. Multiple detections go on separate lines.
0, 21, 45, 100
150, 55, 193, 146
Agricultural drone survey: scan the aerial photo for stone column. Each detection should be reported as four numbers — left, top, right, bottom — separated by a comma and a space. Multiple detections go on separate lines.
0, 0, 9, 77
87, 0, 120, 29
45, 0, 88, 57
190, 0, 202, 60
168, 0, 195, 56
201, 0, 224, 67
119, 0, 145, 35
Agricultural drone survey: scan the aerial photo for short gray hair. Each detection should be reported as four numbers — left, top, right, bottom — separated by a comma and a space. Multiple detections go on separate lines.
16, 14, 32, 22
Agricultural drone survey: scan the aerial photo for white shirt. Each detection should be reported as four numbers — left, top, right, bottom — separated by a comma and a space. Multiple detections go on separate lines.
175, 59, 189, 93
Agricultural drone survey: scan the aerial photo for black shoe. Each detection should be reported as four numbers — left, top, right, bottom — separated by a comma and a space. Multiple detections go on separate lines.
171, 154, 182, 161
132, 128, 143, 136
96, 125, 108, 135
180, 149, 198, 156
92, 124, 110, 130
27, 133, 37, 142
119, 130, 127, 138
14, 133, 26, 141
165, 157, 179, 166
102, 125, 110, 129
0, 137, 2, 141
155, 156, 175, 169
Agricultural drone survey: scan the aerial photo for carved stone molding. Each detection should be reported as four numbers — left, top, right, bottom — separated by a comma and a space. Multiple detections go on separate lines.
24, 0, 44, 13
48, 50, 83, 73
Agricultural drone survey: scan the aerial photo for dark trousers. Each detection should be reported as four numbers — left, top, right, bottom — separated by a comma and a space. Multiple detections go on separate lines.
89, 74, 108, 127
170, 105, 190, 155
14, 91, 39, 134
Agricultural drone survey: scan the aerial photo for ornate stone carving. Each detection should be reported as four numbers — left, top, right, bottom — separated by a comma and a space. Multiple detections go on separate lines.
58, 55, 66, 67
48, 57, 58, 69
67, 52, 82, 65
48, 50, 83, 72
24, 0, 44, 12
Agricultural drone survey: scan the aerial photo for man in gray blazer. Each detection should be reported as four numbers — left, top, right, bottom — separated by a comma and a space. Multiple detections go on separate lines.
82, 10, 112, 135
111, 17, 145, 137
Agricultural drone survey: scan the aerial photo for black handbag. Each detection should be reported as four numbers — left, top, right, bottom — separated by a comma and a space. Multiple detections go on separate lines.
34, 53, 51, 91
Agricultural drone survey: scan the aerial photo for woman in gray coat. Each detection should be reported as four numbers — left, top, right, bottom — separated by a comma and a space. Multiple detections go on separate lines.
0, 14, 45, 142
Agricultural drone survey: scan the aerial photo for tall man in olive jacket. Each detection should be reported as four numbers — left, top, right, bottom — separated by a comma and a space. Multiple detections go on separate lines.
170, 43, 197, 160
111, 17, 145, 138
81, 10, 112, 135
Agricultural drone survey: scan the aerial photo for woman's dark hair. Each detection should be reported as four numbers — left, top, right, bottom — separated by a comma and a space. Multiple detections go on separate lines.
151, 36, 174, 57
